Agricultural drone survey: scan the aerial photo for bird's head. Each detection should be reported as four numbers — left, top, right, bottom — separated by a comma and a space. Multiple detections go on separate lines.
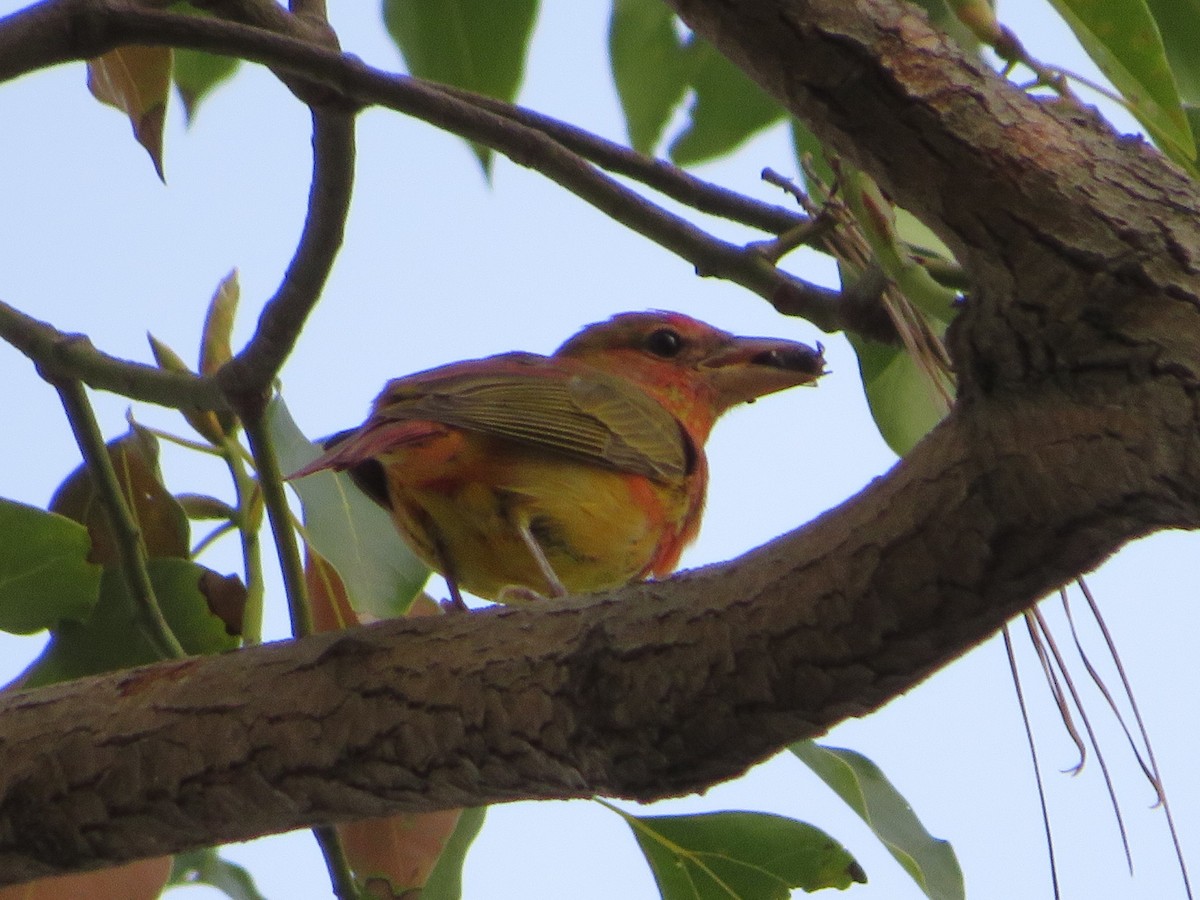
555, 311, 826, 438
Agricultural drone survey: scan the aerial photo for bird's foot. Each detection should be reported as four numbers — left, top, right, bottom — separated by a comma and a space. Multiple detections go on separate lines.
495, 584, 557, 606
439, 578, 471, 614
440, 594, 471, 614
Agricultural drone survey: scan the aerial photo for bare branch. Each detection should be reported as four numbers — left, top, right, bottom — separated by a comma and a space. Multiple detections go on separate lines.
288, 0, 328, 24
216, 108, 356, 402
240, 405, 314, 639
431, 84, 808, 235
0, 299, 225, 410
0, 1, 870, 336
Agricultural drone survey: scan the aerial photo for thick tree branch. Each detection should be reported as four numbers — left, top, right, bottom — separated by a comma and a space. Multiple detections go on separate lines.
665, 0, 1200, 397
1, 391, 1194, 883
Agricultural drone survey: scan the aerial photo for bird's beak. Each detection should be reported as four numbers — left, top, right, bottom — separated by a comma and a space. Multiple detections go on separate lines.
702, 336, 827, 411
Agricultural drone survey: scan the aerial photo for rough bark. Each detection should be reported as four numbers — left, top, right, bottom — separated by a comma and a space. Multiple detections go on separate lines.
2, 0, 1200, 884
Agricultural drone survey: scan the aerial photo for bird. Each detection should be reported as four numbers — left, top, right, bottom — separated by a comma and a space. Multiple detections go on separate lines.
289, 311, 825, 607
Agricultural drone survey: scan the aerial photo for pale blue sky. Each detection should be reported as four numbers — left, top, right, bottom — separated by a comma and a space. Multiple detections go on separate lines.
0, 1, 1194, 898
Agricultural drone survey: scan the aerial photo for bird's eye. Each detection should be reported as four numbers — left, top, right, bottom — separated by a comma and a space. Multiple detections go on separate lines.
645, 328, 683, 357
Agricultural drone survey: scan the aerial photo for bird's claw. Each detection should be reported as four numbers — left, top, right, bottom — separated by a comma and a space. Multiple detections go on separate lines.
495, 584, 553, 606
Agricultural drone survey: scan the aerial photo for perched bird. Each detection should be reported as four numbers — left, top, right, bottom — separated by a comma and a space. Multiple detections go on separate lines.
291, 311, 824, 606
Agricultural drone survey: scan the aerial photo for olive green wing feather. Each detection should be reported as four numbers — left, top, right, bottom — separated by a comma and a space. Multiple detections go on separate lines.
373, 358, 689, 482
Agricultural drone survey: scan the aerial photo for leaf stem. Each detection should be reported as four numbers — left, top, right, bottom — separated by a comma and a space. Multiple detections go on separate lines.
53, 379, 186, 660
313, 825, 360, 899
241, 404, 313, 638
223, 432, 266, 644
0, 298, 224, 411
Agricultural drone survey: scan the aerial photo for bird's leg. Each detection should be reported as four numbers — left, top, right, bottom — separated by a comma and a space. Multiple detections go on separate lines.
519, 517, 569, 596
430, 530, 470, 613
443, 577, 470, 613
495, 517, 568, 606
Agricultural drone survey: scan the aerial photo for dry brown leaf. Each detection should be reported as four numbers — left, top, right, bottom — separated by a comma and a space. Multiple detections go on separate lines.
87, 46, 172, 180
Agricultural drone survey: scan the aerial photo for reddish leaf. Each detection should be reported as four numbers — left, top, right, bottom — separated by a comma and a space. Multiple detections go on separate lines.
0, 856, 173, 900
306, 547, 359, 633
49, 427, 189, 564
87, 45, 171, 180
342, 810, 465, 897
198, 568, 246, 637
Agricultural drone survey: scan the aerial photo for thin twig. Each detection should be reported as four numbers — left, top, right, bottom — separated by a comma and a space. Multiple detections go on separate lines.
223, 433, 266, 644
432, 84, 808, 236
1023, 610, 1085, 771
746, 211, 838, 264
1059, 590, 1156, 787
289, 0, 328, 18
52, 379, 187, 660
131, 421, 226, 456
313, 825, 359, 899
3, 4, 856, 336
191, 520, 238, 558
241, 406, 314, 638
218, 107, 356, 400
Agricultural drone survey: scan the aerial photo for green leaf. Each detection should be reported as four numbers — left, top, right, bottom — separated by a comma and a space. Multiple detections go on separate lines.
174, 48, 239, 123
0, 499, 102, 634
791, 741, 964, 900
148, 333, 227, 445
848, 333, 951, 458
1145, 0, 1200, 105
19, 558, 240, 689
608, 7, 786, 165
669, 39, 786, 166
268, 395, 429, 619
422, 807, 488, 900
608, 0, 690, 153
1049, 0, 1194, 160
790, 120, 834, 192
915, 0, 986, 55
200, 268, 239, 377
176, 493, 238, 522
168, 2, 240, 123
200, 269, 241, 436
382, 0, 539, 172
610, 804, 865, 897
892, 208, 956, 269
170, 847, 267, 900
842, 170, 960, 326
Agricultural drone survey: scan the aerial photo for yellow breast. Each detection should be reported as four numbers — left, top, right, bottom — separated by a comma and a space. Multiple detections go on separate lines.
379, 430, 692, 601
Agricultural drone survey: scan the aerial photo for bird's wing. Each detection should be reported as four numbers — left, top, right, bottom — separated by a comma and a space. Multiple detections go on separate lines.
372, 354, 691, 482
